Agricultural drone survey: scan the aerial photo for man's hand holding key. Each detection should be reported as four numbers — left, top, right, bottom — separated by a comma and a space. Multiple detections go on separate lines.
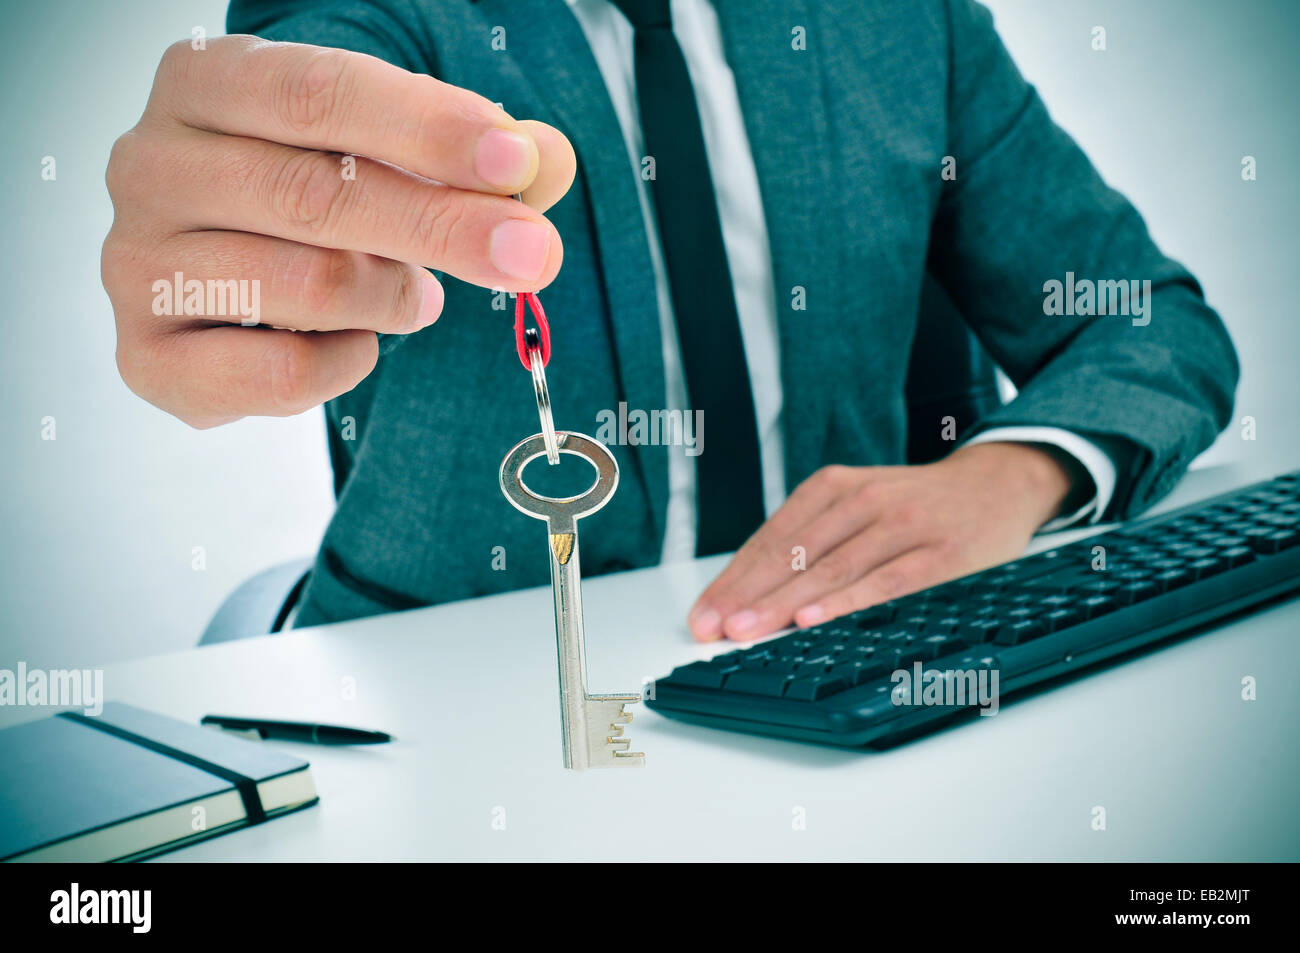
105, 34, 645, 771
101, 36, 575, 429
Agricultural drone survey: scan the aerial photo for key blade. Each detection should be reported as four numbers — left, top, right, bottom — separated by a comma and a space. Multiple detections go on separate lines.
583, 693, 645, 768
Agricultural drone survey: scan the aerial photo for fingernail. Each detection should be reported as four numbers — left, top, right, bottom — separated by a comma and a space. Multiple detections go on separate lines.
796, 605, 825, 627
725, 610, 757, 637
475, 128, 535, 190
415, 272, 444, 328
490, 219, 551, 281
690, 607, 721, 639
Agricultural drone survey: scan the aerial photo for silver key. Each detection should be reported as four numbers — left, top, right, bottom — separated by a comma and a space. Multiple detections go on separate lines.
499, 431, 645, 770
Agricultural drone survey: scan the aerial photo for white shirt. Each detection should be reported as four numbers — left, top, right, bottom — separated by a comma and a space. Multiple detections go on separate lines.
565, 0, 1116, 561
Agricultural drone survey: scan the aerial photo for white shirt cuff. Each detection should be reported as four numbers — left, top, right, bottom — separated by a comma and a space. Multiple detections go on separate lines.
961, 426, 1117, 532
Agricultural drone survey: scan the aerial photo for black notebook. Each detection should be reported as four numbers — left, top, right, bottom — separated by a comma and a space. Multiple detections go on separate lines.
0, 702, 318, 862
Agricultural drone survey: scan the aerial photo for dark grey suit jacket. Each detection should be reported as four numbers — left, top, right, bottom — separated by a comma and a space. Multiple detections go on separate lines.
226, 0, 1238, 627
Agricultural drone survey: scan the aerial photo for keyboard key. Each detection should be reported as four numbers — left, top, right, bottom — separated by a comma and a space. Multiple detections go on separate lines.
899, 597, 933, 610
849, 608, 895, 628
1221, 545, 1256, 568
1243, 527, 1280, 552
1200, 508, 1236, 521
1126, 546, 1172, 562
922, 634, 969, 658
966, 619, 1003, 642
1269, 530, 1300, 551
1146, 558, 1186, 573
882, 630, 920, 647
927, 580, 977, 601
1043, 607, 1084, 631
723, 670, 795, 697
1078, 594, 1116, 619
1025, 572, 1092, 594
1204, 535, 1246, 550
1116, 580, 1160, 604
1185, 555, 1228, 579
828, 659, 890, 686
995, 620, 1047, 645
898, 641, 941, 664
784, 674, 850, 701
1151, 569, 1193, 592
1079, 578, 1123, 595
1219, 522, 1256, 538
980, 575, 1017, 592
668, 661, 739, 689
1260, 513, 1300, 529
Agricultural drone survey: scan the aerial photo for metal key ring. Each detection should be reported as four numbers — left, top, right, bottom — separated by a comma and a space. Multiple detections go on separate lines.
525, 329, 560, 465
499, 431, 619, 528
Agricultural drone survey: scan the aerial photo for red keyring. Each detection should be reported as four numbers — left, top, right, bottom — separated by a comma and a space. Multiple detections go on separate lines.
514, 292, 551, 370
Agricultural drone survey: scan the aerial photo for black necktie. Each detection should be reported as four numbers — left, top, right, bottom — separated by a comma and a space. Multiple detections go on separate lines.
609, 0, 766, 556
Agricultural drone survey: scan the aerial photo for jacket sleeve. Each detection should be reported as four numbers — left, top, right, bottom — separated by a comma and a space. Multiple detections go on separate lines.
226, 0, 431, 70
929, 0, 1239, 518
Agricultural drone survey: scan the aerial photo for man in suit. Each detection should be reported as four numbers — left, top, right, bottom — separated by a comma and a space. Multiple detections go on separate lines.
101, 0, 1237, 640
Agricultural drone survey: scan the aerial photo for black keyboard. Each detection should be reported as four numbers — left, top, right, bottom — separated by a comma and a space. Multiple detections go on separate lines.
646, 470, 1300, 746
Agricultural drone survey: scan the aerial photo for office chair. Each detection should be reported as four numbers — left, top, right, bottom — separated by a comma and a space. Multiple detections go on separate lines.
199, 274, 1003, 644
199, 556, 314, 644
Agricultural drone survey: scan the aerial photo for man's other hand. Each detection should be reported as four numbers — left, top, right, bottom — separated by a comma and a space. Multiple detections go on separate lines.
688, 442, 1082, 641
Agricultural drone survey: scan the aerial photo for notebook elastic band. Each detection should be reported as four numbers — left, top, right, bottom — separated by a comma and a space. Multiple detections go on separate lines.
58, 711, 267, 824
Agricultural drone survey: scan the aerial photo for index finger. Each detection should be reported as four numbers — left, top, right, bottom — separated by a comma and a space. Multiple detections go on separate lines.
150, 35, 541, 196
687, 473, 850, 639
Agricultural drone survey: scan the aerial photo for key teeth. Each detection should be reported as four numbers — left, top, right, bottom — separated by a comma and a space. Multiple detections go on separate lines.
585, 695, 645, 767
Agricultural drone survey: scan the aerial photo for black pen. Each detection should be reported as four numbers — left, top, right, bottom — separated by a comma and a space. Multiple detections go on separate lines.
201, 715, 392, 745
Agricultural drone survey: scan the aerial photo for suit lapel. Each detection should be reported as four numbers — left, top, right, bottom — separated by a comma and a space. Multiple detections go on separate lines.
476, 0, 669, 541
712, 0, 837, 489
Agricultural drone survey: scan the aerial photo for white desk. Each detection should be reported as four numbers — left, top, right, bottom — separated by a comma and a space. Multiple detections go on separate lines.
5, 457, 1299, 860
